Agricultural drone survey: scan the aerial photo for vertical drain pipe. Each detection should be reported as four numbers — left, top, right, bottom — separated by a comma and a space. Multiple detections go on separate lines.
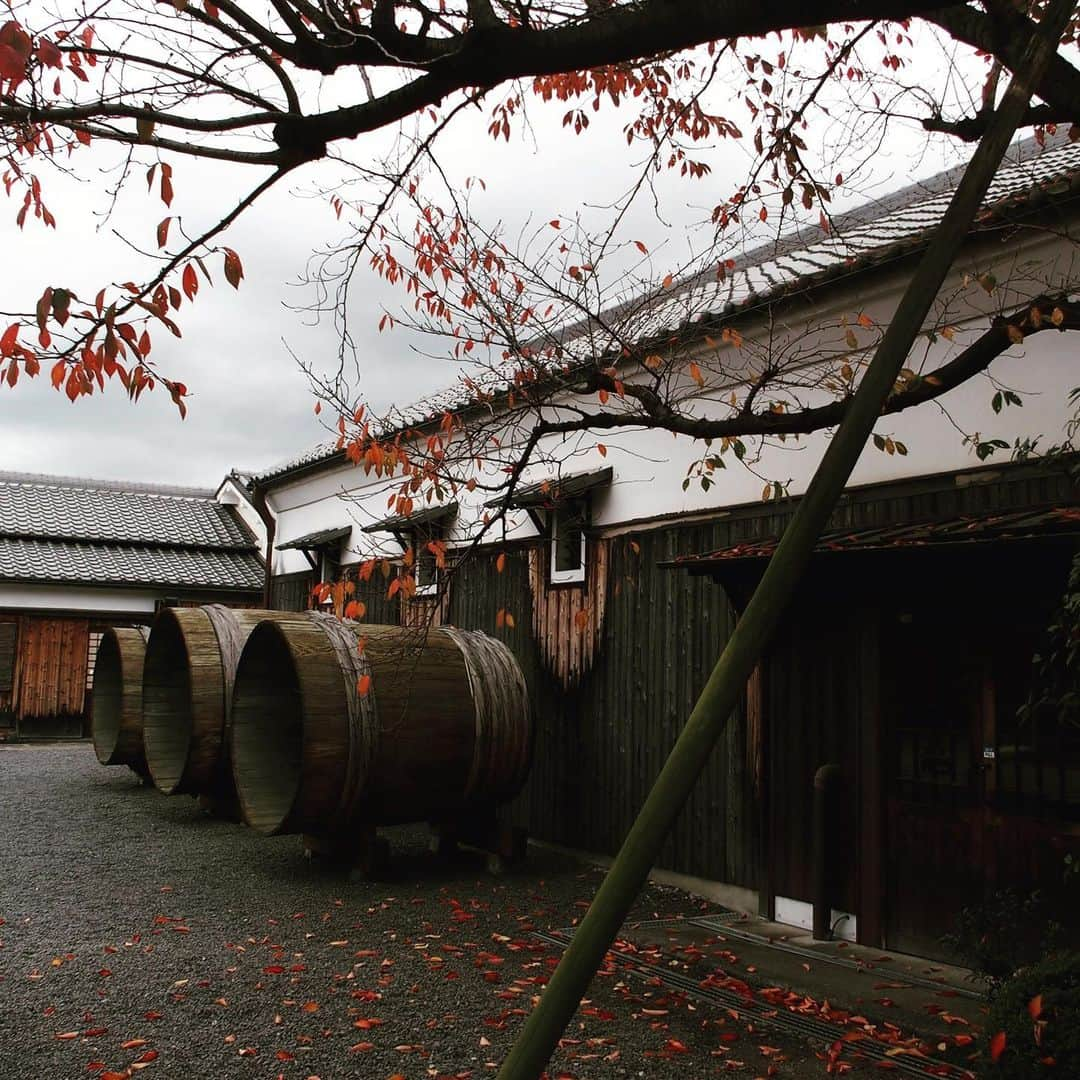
812, 763, 842, 941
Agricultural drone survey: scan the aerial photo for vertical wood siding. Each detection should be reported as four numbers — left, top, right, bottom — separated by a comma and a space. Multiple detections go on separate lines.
13, 616, 91, 721
446, 522, 758, 887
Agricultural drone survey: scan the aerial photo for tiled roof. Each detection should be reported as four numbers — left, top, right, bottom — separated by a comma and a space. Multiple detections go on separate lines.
0, 537, 264, 591
0, 472, 253, 548
667, 505, 1080, 573
0, 471, 262, 591
254, 135, 1080, 487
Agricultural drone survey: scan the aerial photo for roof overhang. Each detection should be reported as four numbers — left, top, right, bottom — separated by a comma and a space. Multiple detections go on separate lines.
663, 505, 1080, 592
361, 501, 459, 535
275, 525, 351, 552
489, 467, 614, 511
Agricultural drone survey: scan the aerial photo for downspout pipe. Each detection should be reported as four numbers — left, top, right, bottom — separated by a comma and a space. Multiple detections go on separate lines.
249, 481, 277, 609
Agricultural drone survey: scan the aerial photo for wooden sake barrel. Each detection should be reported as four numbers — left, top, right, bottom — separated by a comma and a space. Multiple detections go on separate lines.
91, 626, 151, 774
142, 606, 295, 797
230, 614, 532, 836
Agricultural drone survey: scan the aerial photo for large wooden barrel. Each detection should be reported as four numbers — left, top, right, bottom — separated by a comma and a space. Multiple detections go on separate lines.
91, 626, 151, 773
142, 606, 294, 797
230, 614, 532, 836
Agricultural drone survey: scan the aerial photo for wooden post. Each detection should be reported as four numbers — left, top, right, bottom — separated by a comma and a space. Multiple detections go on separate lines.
813, 763, 842, 941
857, 608, 884, 947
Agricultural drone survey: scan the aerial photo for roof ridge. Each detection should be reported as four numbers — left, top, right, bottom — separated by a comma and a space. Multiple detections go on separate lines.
0, 529, 257, 552
0, 469, 216, 500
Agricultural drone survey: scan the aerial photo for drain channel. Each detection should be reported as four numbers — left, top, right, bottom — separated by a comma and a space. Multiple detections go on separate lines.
532, 929, 974, 1080
690, 917, 984, 1001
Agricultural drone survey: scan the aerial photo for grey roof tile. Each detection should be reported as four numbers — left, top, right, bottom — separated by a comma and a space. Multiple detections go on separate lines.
0, 472, 262, 591
0, 472, 254, 549
0, 537, 264, 591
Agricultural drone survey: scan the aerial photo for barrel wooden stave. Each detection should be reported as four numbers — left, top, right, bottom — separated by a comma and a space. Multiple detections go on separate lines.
142, 606, 290, 797
230, 619, 532, 837
91, 626, 150, 772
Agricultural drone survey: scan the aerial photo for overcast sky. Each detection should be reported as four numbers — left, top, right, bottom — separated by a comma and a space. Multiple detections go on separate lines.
0, 28, 971, 491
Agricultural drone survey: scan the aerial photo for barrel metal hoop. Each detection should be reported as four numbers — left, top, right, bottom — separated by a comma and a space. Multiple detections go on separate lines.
441, 626, 530, 802
202, 604, 246, 730
309, 612, 378, 819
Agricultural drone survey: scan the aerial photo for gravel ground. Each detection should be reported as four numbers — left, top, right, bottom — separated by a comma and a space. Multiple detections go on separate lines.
1, 744, 893, 1080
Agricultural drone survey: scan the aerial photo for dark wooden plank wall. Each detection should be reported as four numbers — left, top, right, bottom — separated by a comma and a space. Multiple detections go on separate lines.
265, 457, 1076, 896
446, 522, 758, 888
764, 598, 866, 912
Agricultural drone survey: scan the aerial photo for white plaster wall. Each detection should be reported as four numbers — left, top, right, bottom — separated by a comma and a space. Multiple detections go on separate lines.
264, 227, 1080, 571
215, 476, 268, 554
0, 583, 158, 615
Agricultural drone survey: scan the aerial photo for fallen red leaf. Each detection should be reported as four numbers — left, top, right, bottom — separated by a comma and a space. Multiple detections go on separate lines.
990, 1031, 1007, 1063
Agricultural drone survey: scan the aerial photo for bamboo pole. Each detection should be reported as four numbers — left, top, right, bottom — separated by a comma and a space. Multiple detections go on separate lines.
496, 4, 1075, 1076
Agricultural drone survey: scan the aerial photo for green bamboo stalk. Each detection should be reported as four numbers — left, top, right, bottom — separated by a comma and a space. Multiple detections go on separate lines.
497, 3, 1076, 1076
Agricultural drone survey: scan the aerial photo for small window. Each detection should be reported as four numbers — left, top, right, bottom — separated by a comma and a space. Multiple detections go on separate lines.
86, 630, 105, 691
317, 546, 342, 607
550, 503, 587, 585
411, 528, 446, 597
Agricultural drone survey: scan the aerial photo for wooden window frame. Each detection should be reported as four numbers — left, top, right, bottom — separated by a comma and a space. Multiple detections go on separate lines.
549, 502, 588, 586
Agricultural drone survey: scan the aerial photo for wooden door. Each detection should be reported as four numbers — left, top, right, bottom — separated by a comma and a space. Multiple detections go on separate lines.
882, 597, 1080, 959
882, 608, 985, 959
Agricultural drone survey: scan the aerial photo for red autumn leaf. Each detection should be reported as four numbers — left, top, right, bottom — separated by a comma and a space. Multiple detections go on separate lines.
350, 1041, 375, 1052
1028, 994, 1043, 1020
661, 272, 673, 288
262, 965, 285, 974
275, 1049, 294, 1061
597, 443, 607, 457
143, 1012, 163, 1022
496, 552, 506, 573
223, 247, 244, 289
156, 217, 171, 248
358, 674, 372, 697
53, 1032, 79, 1041
120, 1039, 147, 1050
134, 1050, 159, 1063
664, 1038, 690, 1053
160, 164, 173, 207
990, 1031, 1007, 1063
301, 1001, 319, 1013
83, 1026, 108, 1037
181, 263, 198, 301
635, 240, 648, 254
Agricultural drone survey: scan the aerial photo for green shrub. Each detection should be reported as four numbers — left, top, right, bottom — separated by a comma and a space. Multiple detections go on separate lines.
986, 952, 1080, 1078
942, 889, 1059, 991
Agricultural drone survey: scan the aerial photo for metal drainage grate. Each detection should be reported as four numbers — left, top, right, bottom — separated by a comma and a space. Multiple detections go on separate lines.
690, 917, 984, 1001
532, 929, 973, 1080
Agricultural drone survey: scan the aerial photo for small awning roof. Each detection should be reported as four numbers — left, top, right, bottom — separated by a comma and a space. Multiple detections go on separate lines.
489, 467, 613, 510
663, 504, 1080, 581
361, 501, 458, 534
275, 525, 351, 551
